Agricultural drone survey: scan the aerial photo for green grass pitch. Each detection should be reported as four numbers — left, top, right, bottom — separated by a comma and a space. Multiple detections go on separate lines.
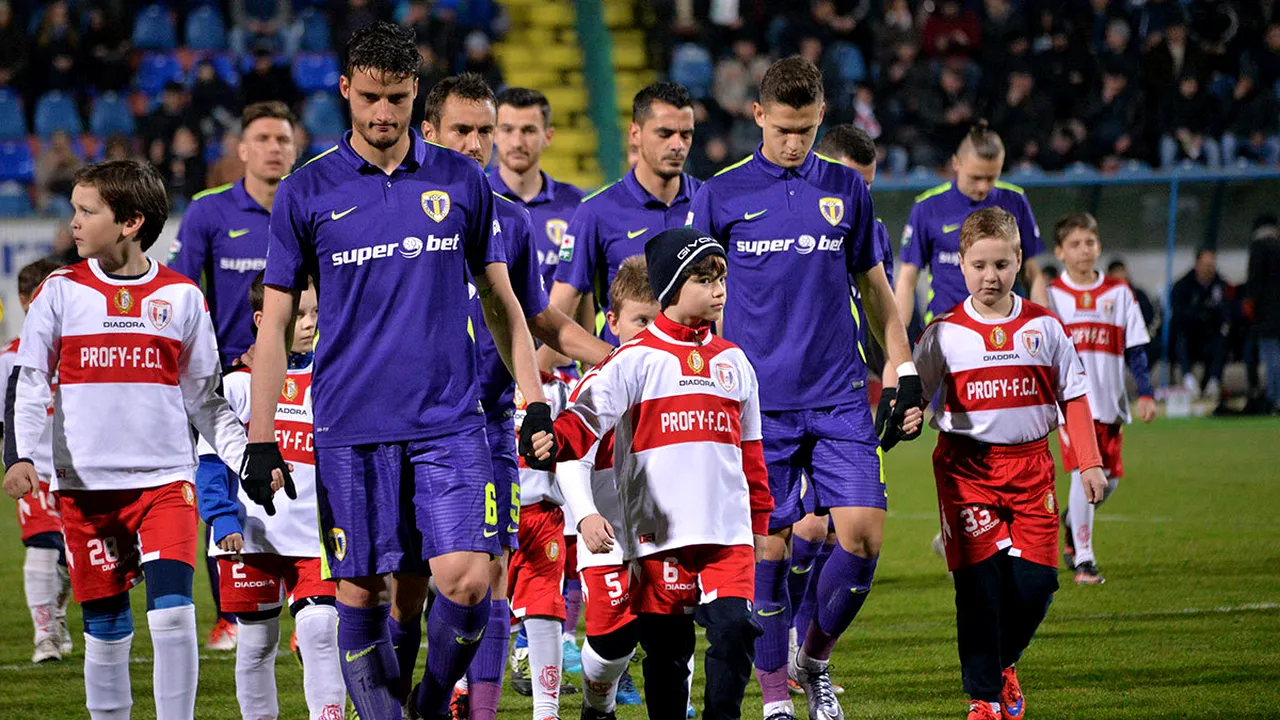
1, 418, 1278, 718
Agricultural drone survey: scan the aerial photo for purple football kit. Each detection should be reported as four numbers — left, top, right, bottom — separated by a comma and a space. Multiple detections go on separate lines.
488, 169, 585, 289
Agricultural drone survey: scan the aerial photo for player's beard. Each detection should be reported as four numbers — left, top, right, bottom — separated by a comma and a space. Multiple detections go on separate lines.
501, 148, 536, 173
358, 121, 404, 150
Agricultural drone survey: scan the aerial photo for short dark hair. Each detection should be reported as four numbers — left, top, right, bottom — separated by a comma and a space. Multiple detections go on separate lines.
1106, 259, 1127, 274
1053, 212, 1099, 247
18, 258, 63, 298
759, 56, 824, 108
344, 21, 421, 79
815, 124, 876, 165
424, 73, 496, 129
496, 87, 552, 128
241, 101, 298, 133
250, 271, 312, 316
958, 119, 1005, 160
632, 82, 693, 124
73, 160, 169, 251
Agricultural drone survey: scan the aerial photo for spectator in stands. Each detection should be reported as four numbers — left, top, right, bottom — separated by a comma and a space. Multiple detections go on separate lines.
798, 35, 825, 68
164, 124, 207, 212
336, 0, 389, 52
206, 130, 245, 187
34, 129, 81, 213
1245, 215, 1280, 411
35, 0, 79, 94
1082, 60, 1144, 170
988, 65, 1053, 169
0, 1, 30, 94
876, 0, 918, 67
102, 134, 134, 163
921, 0, 980, 64
979, 0, 1029, 96
143, 81, 198, 154
878, 39, 932, 165
809, 0, 875, 59
1158, 74, 1221, 167
229, 0, 301, 57
1079, 0, 1130, 55
1028, 9, 1089, 119
1143, 11, 1204, 126
1187, 0, 1241, 80
917, 64, 976, 167
192, 59, 240, 138
1108, 259, 1162, 363
713, 33, 769, 157
1223, 61, 1280, 166
1137, 0, 1185, 49
241, 43, 300, 110
81, 7, 130, 94
461, 31, 503, 92
1171, 249, 1231, 399
1096, 17, 1138, 79
411, 42, 449, 127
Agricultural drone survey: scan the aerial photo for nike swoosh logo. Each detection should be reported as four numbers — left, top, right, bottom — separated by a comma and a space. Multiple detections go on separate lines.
789, 565, 811, 574
331, 206, 358, 221
942, 223, 961, 233
507, 525, 520, 534
743, 209, 767, 220
455, 633, 484, 646
344, 645, 376, 663
484, 529, 499, 538
851, 587, 870, 595
626, 228, 648, 239
758, 608, 785, 617
228, 228, 250, 238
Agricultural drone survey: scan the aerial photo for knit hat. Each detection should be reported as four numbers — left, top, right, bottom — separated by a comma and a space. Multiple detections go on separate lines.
644, 227, 726, 308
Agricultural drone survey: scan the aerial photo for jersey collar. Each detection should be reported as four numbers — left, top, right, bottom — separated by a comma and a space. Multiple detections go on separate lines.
622, 168, 693, 208
337, 129, 426, 174
231, 179, 269, 214
90, 257, 159, 286
1057, 271, 1104, 292
753, 144, 817, 179
489, 169, 557, 206
649, 311, 713, 346
962, 294, 1022, 325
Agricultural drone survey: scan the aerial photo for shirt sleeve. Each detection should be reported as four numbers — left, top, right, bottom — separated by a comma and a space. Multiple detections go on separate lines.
167, 204, 209, 284
686, 183, 716, 236
913, 321, 945, 398
553, 202, 600, 294
554, 350, 636, 460
899, 202, 929, 269
739, 358, 762, 443
179, 287, 223, 382
874, 219, 894, 287
506, 203, 550, 318
1051, 319, 1090, 402
1123, 287, 1151, 348
1014, 192, 1044, 258
845, 181, 881, 276
221, 371, 253, 424
466, 170, 503, 276
264, 178, 313, 291
179, 290, 247, 471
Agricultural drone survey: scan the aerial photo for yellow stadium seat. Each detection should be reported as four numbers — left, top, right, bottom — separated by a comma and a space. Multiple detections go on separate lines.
613, 44, 647, 70
528, 3, 575, 29
536, 44, 584, 71
603, 3, 634, 28
542, 87, 588, 114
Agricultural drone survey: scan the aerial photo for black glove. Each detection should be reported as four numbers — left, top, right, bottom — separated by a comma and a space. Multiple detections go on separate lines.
518, 401, 557, 471
240, 442, 295, 516
875, 387, 896, 439
891, 374, 926, 441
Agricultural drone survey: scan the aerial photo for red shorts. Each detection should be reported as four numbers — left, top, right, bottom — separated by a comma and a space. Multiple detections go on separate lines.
508, 502, 566, 621
58, 481, 199, 603
16, 480, 62, 541
1059, 421, 1123, 477
580, 563, 638, 636
634, 544, 755, 616
218, 555, 333, 613
933, 434, 1058, 572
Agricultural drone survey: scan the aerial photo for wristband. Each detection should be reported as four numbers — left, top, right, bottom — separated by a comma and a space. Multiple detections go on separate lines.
896, 361, 918, 377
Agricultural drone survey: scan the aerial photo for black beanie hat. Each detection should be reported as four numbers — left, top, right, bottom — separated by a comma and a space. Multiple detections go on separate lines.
644, 227, 726, 308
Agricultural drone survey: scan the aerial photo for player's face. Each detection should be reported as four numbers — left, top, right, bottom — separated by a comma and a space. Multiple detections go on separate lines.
342, 68, 416, 151
840, 155, 876, 188
607, 299, 661, 344
1054, 228, 1100, 278
496, 104, 551, 173
290, 285, 318, 353
69, 184, 135, 259
962, 237, 1022, 308
631, 102, 694, 180
953, 152, 1004, 202
756, 100, 824, 168
239, 117, 297, 185
673, 270, 727, 323
424, 97, 497, 166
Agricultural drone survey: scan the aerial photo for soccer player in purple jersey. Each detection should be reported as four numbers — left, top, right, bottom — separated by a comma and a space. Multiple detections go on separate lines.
688, 58, 924, 720
242, 24, 556, 720
547, 82, 701, 345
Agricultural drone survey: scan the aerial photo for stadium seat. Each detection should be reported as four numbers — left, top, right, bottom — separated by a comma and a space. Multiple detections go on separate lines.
185, 4, 227, 50
299, 8, 332, 53
293, 53, 340, 93
302, 93, 346, 138
669, 44, 713, 100
33, 92, 83, 138
207, 53, 241, 87
133, 4, 178, 50
0, 142, 35, 183
827, 43, 867, 85
0, 181, 32, 217
136, 52, 185, 95
90, 93, 136, 137
0, 90, 26, 140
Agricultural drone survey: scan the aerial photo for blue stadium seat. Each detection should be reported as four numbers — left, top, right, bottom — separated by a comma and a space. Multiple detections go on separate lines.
136, 52, 185, 95
185, 4, 227, 50
293, 53, 340, 93
0, 181, 32, 217
299, 8, 332, 53
0, 90, 26, 139
0, 142, 35, 183
34, 92, 83, 138
208, 54, 241, 87
90, 93, 136, 137
133, 4, 177, 50
670, 44, 714, 100
828, 43, 867, 84
302, 93, 346, 137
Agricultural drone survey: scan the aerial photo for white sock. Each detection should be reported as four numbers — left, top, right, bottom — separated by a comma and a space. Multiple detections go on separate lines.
455, 675, 469, 691
1068, 470, 1096, 565
563, 631, 577, 645
85, 632, 133, 719
686, 653, 695, 705
295, 604, 345, 719
581, 638, 633, 712
148, 605, 198, 720
526, 618, 563, 719
235, 617, 280, 720
24, 547, 60, 645
764, 700, 796, 717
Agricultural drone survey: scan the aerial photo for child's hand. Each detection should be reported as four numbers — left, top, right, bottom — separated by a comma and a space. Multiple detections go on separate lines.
529, 431, 554, 462
900, 406, 924, 436
217, 532, 244, 553
1136, 396, 1156, 423
2, 462, 38, 500
1081, 467, 1108, 504
578, 514, 615, 554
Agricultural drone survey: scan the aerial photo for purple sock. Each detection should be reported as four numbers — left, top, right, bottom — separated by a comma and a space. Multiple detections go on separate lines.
787, 537, 821, 629
794, 541, 834, 637
464, 598, 509, 720
753, 559, 790, 674
564, 579, 583, 636
337, 602, 401, 720
387, 613, 422, 701
415, 590, 491, 717
468, 682, 502, 720
802, 547, 877, 661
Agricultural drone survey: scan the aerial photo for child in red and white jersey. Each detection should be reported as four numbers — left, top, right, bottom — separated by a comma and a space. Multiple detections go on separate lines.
914, 207, 1108, 720
2, 160, 253, 720
1, 258, 71, 664
194, 274, 344, 720
1048, 213, 1157, 585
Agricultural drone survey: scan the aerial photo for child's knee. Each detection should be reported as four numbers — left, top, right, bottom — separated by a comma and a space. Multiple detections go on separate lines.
697, 598, 762, 653
82, 593, 133, 641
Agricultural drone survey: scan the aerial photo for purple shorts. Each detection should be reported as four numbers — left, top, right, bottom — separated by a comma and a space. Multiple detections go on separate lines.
315, 424, 500, 579
762, 396, 886, 531
485, 415, 521, 551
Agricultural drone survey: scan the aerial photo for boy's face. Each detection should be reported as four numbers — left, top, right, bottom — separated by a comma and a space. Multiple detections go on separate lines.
69, 184, 136, 259
1054, 228, 1100, 277
291, 286, 318, 353
961, 237, 1021, 307
607, 299, 660, 344
670, 269, 727, 324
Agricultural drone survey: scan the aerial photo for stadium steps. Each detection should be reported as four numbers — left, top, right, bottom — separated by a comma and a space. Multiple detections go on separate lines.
493, 0, 601, 189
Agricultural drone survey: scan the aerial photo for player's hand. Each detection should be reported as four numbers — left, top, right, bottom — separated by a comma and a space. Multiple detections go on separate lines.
235, 344, 256, 369
518, 402, 557, 471
578, 513, 615, 554
874, 387, 896, 438
1137, 395, 1157, 423
892, 373, 926, 441
1081, 466, 1108, 504
240, 442, 295, 516
2, 461, 38, 500
217, 532, 244, 553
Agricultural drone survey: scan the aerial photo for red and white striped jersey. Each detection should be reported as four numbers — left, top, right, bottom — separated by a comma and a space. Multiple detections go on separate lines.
915, 295, 1090, 445
514, 374, 571, 507
15, 259, 242, 492
0, 338, 54, 482
1047, 274, 1150, 424
555, 314, 762, 557
210, 365, 320, 559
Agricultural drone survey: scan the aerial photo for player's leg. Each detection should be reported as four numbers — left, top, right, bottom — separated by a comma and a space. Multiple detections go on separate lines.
23, 532, 64, 662
692, 545, 761, 720
1070, 424, 1122, 584
198, 456, 238, 650
389, 574, 430, 702
511, 502, 570, 719
953, 553, 1005, 715
82, 592, 135, 720
635, 550, 701, 719
218, 554, 285, 719
785, 511, 824, 687
286, 558, 344, 720
579, 565, 641, 716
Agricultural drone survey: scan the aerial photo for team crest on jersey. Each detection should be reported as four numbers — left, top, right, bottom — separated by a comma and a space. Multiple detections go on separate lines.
545, 539, 560, 561
687, 349, 705, 374
112, 287, 134, 313
819, 197, 844, 227
146, 299, 172, 330
1100, 298, 1115, 317
988, 326, 1008, 350
283, 377, 299, 401
713, 361, 738, 392
545, 218, 569, 247
181, 482, 195, 506
328, 528, 347, 561
421, 190, 451, 222
1022, 329, 1043, 357
1079, 291, 1094, 309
